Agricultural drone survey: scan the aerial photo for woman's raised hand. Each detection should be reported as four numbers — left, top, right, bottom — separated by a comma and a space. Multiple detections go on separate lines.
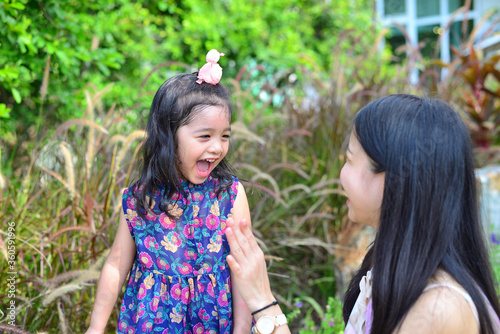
225, 218, 275, 312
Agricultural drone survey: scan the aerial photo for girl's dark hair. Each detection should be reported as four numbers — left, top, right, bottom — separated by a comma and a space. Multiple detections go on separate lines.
342, 94, 500, 333
133, 73, 234, 219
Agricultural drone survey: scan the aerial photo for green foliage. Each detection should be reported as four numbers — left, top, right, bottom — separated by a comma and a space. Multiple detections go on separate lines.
0, 86, 143, 332
171, 0, 374, 70
0, 0, 375, 133
288, 297, 345, 333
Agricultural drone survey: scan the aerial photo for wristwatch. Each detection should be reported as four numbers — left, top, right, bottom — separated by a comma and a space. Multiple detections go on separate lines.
251, 314, 287, 334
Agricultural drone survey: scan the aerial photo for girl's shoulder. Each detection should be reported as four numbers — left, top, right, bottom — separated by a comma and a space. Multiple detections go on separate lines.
397, 270, 479, 334
122, 183, 167, 214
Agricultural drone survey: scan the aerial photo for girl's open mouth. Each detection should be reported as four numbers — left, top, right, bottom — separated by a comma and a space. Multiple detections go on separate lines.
196, 159, 215, 177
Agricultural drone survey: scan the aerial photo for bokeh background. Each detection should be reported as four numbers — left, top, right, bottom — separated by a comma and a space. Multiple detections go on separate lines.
1, 0, 500, 333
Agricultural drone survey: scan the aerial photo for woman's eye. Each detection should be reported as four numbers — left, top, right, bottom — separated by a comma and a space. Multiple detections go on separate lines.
223, 134, 231, 139
199, 135, 210, 139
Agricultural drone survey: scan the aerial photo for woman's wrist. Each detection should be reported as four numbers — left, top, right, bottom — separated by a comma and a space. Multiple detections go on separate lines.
250, 297, 285, 322
252, 303, 283, 320
248, 294, 276, 315
251, 300, 279, 316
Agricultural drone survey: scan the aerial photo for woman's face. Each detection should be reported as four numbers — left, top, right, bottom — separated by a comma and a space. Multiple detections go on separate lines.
340, 131, 385, 230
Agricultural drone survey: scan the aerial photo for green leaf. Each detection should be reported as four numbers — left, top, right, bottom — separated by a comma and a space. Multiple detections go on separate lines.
9, 2, 26, 10
0, 103, 11, 118
96, 62, 111, 76
302, 296, 325, 319
11, 88, 21, 103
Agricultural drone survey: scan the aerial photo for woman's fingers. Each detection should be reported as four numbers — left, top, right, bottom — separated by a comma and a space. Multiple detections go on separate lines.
239, 218, 259, 252
227, 218, 251, 255
225, 226, 247, 265
233, 219, 252, 254
226, 254, 241, 275
226, 218, 273, 311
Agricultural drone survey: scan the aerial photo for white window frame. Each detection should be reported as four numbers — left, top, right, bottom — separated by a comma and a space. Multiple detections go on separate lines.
377, 0, 479, 83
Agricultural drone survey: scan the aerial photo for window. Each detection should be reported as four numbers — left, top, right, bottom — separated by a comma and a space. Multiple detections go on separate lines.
449, 0, 474, 12
417, 0, 440, 18
384, 0, 405, 16
378, 0, 477, 82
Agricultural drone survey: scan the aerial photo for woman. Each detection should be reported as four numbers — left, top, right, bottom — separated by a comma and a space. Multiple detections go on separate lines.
225, 94, 500, 334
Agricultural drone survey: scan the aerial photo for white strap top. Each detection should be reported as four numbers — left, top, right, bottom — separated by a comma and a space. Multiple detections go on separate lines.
344, 273, 500, 334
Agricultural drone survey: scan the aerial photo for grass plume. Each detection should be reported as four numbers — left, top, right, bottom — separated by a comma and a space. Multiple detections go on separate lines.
58, 142, 75, 199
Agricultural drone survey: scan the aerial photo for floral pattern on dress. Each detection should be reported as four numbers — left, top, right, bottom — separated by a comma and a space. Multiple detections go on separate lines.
117, 176, 237, 334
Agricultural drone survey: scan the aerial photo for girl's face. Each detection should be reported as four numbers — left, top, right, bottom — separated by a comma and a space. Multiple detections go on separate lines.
176, 106, 231, 184
340, 131, 385, 230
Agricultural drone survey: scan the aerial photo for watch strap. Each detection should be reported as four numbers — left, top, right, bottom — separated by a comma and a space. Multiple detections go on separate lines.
275, 314, 287, 326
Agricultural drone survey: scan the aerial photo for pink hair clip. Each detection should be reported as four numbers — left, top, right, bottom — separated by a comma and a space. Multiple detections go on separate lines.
196, 49, 225, 85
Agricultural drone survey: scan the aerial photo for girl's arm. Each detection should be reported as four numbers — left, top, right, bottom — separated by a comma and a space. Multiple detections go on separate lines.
226, 217, 291, 334
230, 182, 253, 332
85, 210, 136, 334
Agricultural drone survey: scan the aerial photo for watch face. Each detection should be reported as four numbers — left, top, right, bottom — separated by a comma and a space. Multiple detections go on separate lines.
256, 317, 275, 334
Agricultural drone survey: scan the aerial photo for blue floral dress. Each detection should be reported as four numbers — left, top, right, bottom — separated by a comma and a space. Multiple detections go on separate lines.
117, 175, 238, 334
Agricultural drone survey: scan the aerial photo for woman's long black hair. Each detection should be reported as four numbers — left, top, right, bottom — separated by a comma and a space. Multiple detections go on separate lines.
342, 94, 500, 333
133, 73, 234, 220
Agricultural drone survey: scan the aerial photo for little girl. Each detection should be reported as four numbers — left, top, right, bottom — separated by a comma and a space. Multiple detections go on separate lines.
86, 50, 252, 333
